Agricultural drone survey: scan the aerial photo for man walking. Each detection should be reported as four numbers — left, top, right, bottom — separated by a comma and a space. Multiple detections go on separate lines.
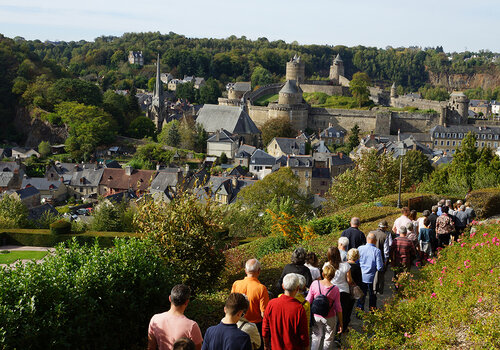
148, 284, 203, 350
392, 207, 411, 236
357, 233, 384, 311
341, 217, 366, 250
390, 226, 417, 280
370, 220, 392, 295
436, 206, 454, 247
202, 293, 252, 350
263, 274, 309, 350
231, 259, 269, 350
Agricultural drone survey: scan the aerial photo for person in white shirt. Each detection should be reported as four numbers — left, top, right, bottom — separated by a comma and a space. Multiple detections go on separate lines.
305, 252, 321, 281
392, 207, 412, 236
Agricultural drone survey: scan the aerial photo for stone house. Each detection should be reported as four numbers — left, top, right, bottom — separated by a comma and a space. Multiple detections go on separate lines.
161, 73, 173, 84
319, 124, 346, 145
267, 137, 306, 158
98, 166, 157, 197
430, 125, 500, 154
21, 176, 68, 204
13, 186, 41, 208
68, 164, 104, 200
249, 150, 277, 180
45, 162, 80, 184
11, 147, 40, 160
128, 51, 144, 66
491, 101, 500, 115
286, 155, 314, 191
194, 176, 256, 205
206, 129, 238, 159
0, 161, 25, 192
469, 99, 491, 116
233, 144, 256, 168
149, 168, 186, 202
313, 152, 354, 178
168, 79, 183, 91
196, 104, 261, 146
228, 82, 251, 100
194, 77, 206, 89
311, 168, 331, 196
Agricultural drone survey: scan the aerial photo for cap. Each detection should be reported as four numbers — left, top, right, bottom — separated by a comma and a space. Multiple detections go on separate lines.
378, 220, 388, 228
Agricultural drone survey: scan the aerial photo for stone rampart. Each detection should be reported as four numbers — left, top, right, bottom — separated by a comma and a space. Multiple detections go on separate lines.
245, 83, 283, 103
392, 96, 446, 111
390, 112, 440, 134
308, 108, 378, 132
248, 105, 272, 127
300, 84, 347, 95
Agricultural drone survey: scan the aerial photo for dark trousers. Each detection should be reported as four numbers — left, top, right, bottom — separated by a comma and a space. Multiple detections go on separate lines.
357, 282, 377, 311
255, 321, 263, 350
343, 295, 356, 330
438, 233, 450, 248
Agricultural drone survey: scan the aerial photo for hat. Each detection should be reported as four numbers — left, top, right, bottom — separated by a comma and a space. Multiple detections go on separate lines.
378, 220, 388, 228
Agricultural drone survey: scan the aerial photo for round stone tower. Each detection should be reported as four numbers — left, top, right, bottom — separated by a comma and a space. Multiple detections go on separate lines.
268, 79, 308, 131
390, 82, 397, 99
286, 54, 305, 84
329, 54, 344, 83
449, 91, 469, 124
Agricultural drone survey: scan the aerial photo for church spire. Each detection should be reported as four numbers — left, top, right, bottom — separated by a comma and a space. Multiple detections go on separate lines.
154, 52, 163, 103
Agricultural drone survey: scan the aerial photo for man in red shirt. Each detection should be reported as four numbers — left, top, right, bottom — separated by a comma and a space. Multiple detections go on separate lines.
231, 259, 269, 349
262, 273, 309, 350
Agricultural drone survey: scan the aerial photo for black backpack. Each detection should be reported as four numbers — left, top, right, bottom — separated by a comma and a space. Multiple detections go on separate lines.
310, 280, 335, 317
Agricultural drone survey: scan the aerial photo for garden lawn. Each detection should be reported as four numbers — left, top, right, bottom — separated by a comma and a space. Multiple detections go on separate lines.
0, 251, 48, 264
253, 93, 279, 106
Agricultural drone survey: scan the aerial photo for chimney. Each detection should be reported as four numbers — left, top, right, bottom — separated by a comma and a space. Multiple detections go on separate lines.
125, 165, 133, 176
232, 177, 238, 189
397, 129, 401, 142
156, 163, 160, 171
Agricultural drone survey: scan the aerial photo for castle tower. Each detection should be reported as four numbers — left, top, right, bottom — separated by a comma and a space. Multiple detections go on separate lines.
148, 53, 166, 130
329, 54, 344, 83
268, 80, 308, 131
286, 55, 305, 84
278, 80, 303, 105
390, 82, 397, 99
448, 91, 469, 124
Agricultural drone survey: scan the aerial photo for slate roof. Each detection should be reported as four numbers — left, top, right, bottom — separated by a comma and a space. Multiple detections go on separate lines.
22, 177, 62, 191
236, 144, 257, 156
250, 149, 276, 166
0, 162, 22, 173
430, 125, 500, 135
0, 172, 14, 187
16, 186, 40, 199
70, 167, 105, 187
150, 171, 183, 192
469, 99, 489, 108
196, 105, 260, 135
272, 137, 306, 155
207, 129, 237, 143
330, 154, 354, 166
333, 54, 343, 63
280, 80, 302, 94
231, 82, 251, 92
228, 165, 248, 177
28, 204, 59, 221
100, 168, 157, 192
104, 160, 122, 169
104, 190, 138, 203
320, 126, 345, 139
313, 140, 331, 153
287, 156, 314, 167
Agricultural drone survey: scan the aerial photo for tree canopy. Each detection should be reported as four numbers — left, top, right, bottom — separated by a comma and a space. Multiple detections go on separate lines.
260, 117, 296, 146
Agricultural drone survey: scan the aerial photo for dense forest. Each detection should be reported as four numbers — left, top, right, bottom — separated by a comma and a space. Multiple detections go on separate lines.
1, 32, 499, 145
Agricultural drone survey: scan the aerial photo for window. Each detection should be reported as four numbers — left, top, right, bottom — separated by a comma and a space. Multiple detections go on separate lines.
80, 187, 83, 192
488, 134, 492, 139
458, 141, 461, 146
487, 142, 491, 147
434, 140, 438, 145
452, 141, 456, 146
305, 171, 309, 178
495, 135, 499, 140
446, 141, 450, 146
482, 134, 486, 139
441, 133, 445, 138
452, 149, 455, 154
481, 142, 485, 147
446, 133, 451, 138
294, 170, 298, 176
434, 132, 439, 138
452, 133, 457, 138
475, 134, 479, 139
459, 133, 463, 138
476, 142, 479, 146
440, 141, 444, 146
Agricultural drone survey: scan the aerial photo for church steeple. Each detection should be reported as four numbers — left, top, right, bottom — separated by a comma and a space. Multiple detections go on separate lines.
148, 53, 166, 131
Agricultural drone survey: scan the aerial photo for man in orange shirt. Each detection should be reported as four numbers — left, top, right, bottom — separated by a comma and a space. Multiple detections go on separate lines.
231, 259, 269, 350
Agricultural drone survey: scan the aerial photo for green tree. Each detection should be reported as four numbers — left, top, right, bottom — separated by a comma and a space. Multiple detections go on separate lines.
326, 150, 399, 210
47, 78, 103, 107
127, 116, 156, 139
349, 72, 371, 107
147, 77, 156, 92
175, 82, 198, 103
251, 66, 273, 88
133, 143, 174, 167
159, 120, 181, 147
402, 149, 433, 188
198, 78, 222, 104
38, 140, 51, 158
260, 117, 296, 146
220, 152, 228, 164
92, 202, 123, 232
134, 191, 225, 292
0, 194, 28, 228
194, 124, 208, 153
102, 90, 128, 131
179, 116, 195, 150
347, 124, 360, 151
56, 102, 117, 161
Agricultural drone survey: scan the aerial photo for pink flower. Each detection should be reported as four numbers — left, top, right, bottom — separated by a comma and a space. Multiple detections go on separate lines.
415, 261, 420, 267
490, 269, 494, 274
461, 243, 465, 247
431, 292, 437, 298
404, 332, 411, 338
478, 297, 483, 303
483, 232, 489, 237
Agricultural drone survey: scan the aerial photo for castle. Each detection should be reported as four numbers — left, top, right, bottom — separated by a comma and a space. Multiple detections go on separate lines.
218, 54, 472, 137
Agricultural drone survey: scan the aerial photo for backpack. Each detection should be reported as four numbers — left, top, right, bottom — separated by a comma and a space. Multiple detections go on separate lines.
310, 280, 335, 317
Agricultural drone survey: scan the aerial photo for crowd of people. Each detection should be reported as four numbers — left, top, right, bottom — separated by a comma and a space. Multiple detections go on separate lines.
147, 199, 476, 350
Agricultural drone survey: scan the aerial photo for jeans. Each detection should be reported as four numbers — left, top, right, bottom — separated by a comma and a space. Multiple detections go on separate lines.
357, 282, 377, 311
311, 315, 337, 350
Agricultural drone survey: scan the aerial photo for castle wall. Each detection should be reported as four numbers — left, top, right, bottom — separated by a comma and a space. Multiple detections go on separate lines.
390, 112, 441, 134
245, 83, 283, 103
308, 108, 378, 133
300, 84, 347, 96
391, 96, 446, 111
248, 105, 272, 127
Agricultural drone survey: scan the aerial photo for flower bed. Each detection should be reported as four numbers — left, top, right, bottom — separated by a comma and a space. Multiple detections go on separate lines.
348, 221, 500, 349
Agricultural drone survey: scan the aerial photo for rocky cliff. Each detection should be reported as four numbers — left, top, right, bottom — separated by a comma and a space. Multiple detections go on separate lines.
14, 108, 69, 147
428, 70, 500, 91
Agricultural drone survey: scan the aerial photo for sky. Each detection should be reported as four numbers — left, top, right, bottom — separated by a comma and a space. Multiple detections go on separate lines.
1, 0, 499, 53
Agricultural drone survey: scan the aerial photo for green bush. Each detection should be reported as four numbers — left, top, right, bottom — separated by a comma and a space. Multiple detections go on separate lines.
0, 238, 179, 349
49, 219, 71, 235
308, 215, 349, 235
255, 235, 290, 258
467, 188, 500, 219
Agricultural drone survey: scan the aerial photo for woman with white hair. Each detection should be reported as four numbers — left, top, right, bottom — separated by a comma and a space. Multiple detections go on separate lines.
338, 237, 349, 262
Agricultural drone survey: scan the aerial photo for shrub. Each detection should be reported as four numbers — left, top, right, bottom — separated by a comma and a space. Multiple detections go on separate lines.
35, 210, 61, 229
49, 219, 71, 235
309, 215, 350, 235
91, 202, 123, 232
0, 238, 179, 349
255, 235, 290, 258
0, 195, 28, 229
466, 188, 500, 219
134, 192, 226, 292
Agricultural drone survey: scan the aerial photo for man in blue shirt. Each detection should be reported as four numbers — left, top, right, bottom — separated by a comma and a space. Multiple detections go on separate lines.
357, 233, 384, 311
202, 293, 252, 350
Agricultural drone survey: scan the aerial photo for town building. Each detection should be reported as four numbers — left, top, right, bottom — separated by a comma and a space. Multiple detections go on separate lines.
68, 164, 104, 200
21, 176, 68, 203
319, 125, 345, 145
147, 53, 167, 131
469, 99, 491, 117
249, 149, 277, 180
128, 51, 144, 66
98, 166, 157, 197
430, 125, 500, 154
206, 129, 238, 159
267, 137, 306, 158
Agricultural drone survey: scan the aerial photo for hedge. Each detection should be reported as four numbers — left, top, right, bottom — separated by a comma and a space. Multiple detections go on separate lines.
0, 229, 139, 248
467, 188, 500, 219
49, 219, 72, 235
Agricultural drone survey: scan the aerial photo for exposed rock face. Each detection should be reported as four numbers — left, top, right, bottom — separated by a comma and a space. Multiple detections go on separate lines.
428, 71, 500, 90
14, 108, 69, 147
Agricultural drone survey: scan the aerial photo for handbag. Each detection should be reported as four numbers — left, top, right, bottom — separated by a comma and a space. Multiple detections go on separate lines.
349, 284, 364, 300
